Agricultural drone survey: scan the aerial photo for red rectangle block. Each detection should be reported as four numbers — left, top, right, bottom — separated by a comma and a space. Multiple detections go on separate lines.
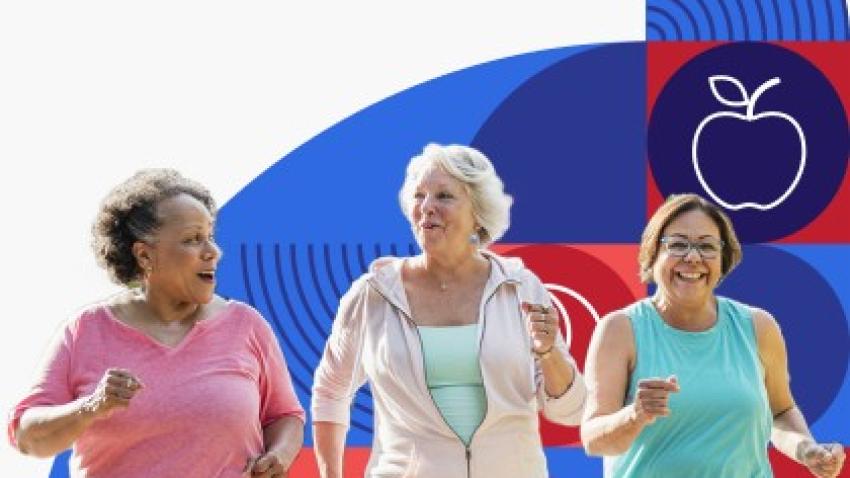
769, 446, 850, 477
288, 447, 370, 477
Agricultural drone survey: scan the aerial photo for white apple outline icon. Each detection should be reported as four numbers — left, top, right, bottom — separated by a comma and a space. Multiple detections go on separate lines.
691, 75, 807, 211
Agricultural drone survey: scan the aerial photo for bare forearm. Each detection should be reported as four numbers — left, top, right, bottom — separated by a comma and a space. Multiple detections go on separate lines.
16, 398, 97, 457
263, 416, 305, 469
772, 407, 815, 464
540, 350, 575, 397
582, 404, 647, 456
313, 421, 348, 478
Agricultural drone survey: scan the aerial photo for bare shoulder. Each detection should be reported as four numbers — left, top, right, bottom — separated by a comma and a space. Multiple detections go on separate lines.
585, 309, 637, 409
595, 310, 635, 342
589, 309, 636, 364
748, 306, 786, 355
749, 306, 781, 338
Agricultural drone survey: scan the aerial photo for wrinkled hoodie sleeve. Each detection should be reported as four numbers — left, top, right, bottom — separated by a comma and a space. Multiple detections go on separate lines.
311, 277, 370, 428
523, 271, 588, 426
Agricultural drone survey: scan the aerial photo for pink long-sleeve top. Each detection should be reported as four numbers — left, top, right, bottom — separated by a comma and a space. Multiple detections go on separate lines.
8, 300, 304, 478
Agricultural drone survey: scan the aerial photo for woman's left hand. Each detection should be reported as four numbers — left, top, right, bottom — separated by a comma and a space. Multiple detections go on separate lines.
245, 452, 289, 478
523, 301, 559, 355
801, 442, 845, 478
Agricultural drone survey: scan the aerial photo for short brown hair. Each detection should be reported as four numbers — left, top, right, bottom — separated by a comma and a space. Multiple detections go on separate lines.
638, 193, 742, 283
91, 169, 216, 285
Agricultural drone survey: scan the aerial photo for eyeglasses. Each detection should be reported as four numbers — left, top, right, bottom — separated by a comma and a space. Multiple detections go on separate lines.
660, 236, 725, 259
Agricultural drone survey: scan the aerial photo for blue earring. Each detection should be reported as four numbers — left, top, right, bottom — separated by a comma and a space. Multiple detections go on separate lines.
469, 229, 481, 245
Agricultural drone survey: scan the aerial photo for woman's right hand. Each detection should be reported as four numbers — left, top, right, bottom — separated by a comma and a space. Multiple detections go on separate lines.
631, 375, 679, 425
81, 368, 143, 419
801, 442, 845, 478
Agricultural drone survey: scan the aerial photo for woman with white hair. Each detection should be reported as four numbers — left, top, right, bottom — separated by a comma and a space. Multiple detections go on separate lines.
311, 143, 587, 477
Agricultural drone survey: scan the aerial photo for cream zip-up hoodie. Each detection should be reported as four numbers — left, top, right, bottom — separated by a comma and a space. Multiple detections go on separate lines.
312, 251, 587, 477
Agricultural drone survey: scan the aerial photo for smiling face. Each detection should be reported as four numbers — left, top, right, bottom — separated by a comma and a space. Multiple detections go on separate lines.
136, 193, 221, 305
651, 209, 724, 308
408, 165, 478, 256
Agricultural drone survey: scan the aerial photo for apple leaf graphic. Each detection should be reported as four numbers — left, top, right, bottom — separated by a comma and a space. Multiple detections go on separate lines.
709, 75, 749, 107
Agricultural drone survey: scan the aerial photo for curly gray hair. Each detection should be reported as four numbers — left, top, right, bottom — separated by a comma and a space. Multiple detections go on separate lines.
91, 169, 216, 285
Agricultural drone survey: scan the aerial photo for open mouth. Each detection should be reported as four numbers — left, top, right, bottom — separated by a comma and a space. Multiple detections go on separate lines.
675, 271, 705, 282
197, 271, 216, 283
420, 222, 443, 231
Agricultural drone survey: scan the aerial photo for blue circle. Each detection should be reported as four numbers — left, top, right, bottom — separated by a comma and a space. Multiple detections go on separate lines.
717, 245, 848, 423
472, 43, 648, 243
648, 42, 848, 242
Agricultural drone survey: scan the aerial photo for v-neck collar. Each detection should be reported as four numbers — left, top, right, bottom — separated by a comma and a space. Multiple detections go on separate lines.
102, 301, 234, 353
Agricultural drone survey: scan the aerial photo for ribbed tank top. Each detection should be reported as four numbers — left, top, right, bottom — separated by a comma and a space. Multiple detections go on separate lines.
605, 297, 773, 477
418, 324, 486, 446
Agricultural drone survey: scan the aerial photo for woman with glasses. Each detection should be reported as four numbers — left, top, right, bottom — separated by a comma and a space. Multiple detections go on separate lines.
580, 193, 844, 478
9, 170, 304, 477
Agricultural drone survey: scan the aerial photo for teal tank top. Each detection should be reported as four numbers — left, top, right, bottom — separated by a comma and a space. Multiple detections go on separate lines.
606, 297, 773, 478
418, 324, 486, 445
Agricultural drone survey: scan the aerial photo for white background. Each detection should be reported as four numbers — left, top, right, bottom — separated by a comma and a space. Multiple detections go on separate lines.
0, 2, 643, 474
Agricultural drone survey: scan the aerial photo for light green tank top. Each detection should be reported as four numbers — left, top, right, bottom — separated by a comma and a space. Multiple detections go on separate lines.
606, 297, 773, 478
418, 324, 486, 446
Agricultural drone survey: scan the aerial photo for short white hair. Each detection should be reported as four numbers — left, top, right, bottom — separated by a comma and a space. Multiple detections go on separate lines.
399, 143, 513, 246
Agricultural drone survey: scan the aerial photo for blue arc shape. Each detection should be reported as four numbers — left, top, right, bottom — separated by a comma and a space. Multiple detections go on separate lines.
288, 244, 330, 341
696, 0, 719, 39
649, 6, 685, 40
789, 0, 802, 39
754, 0, 769, 39
646, 0, 848, 40
471, 43, 647, 243
648, 22, 669, 41
307, 244, 336, 320
771, 0, 785, 40
733, 0, 751, 40
254, 244, 314, 397
804, 0, 816, 39
824, 0, 836, 39
340, 243, 356, 285
273, 245, 324, 359
322, 244, 343, 300
673, 0, 703, 39
714, 0, 735, 39
355, 244, 369, 275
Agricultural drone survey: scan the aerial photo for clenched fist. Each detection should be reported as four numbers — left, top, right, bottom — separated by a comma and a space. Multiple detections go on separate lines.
81, 368, 143, 419
245, 452, 289, 478
631, 375, 679, 425
801, 442, 845, 478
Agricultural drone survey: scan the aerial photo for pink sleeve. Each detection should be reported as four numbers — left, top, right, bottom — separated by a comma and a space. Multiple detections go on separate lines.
7, 319, 77, 448
248, 308, 306, 426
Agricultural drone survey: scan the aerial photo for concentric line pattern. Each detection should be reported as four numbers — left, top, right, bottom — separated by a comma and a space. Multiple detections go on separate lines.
239, 242, 419, 434
647, 0, 850, 40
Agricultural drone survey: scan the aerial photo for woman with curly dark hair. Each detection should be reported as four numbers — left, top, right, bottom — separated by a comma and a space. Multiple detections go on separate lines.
8, 169, 304, 478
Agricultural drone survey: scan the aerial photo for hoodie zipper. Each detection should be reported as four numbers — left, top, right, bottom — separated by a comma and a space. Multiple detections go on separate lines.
408, 281, 509, 478
412, 325, 477, 477
368, 267, 519, 478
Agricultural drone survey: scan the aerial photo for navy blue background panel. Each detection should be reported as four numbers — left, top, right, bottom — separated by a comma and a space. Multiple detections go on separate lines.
473, 43, 648, 244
